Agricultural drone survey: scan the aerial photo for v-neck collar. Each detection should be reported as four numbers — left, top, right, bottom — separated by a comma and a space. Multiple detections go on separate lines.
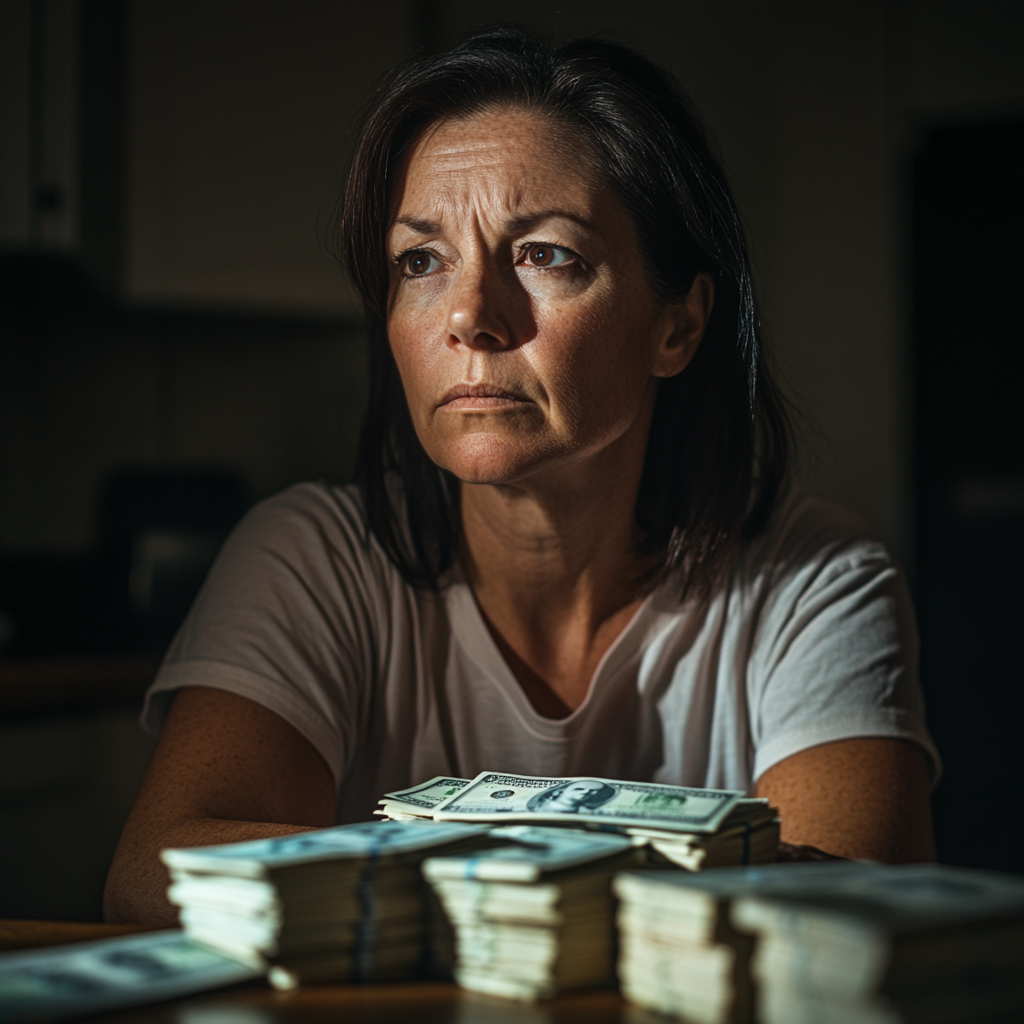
443, 576, 667, 739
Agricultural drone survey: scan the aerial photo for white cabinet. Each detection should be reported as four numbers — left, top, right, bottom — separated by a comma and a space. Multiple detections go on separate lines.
124, 1, 416, 317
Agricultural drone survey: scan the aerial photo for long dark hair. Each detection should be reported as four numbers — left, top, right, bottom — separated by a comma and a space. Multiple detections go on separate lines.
340, 28, 792, 595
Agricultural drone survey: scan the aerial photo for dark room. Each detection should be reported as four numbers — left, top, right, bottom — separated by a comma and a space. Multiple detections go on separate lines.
1, 1, 1022, 1021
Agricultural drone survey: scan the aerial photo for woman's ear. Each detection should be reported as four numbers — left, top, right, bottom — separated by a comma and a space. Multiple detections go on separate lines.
651, 271, 715, 378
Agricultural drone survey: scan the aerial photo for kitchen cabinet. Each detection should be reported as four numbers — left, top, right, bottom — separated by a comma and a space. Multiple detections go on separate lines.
124, 0, 416, 317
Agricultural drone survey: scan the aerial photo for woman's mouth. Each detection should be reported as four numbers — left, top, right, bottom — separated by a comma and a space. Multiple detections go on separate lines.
439, 384, 531, 410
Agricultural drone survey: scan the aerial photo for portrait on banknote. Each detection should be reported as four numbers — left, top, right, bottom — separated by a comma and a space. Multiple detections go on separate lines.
526, 780, 616, 814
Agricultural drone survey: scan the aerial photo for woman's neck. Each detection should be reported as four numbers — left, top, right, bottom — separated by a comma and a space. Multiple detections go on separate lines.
460, 425, 655, 718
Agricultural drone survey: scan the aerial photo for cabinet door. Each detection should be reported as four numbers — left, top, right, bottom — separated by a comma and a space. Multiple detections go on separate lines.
125, 0, 415, 317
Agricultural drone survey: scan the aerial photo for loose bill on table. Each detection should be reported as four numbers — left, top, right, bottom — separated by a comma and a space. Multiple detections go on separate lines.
432, 773, 743, 834
0, 929, 258, 1023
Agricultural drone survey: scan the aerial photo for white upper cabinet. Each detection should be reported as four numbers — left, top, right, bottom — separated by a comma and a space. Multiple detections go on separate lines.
124, 0, 415, 317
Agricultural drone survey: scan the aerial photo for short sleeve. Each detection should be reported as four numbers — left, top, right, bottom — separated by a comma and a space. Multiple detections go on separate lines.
141, 483, 392, 788
746, 504, 940, 786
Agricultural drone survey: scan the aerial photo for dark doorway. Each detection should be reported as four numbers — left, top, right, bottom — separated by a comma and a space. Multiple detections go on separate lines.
913, 119, 1024, 873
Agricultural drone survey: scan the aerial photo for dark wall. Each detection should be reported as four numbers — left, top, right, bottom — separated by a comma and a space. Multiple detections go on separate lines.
913, 120, 1024, 872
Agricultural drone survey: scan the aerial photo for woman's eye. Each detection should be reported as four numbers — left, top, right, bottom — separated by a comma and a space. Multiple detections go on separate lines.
400, 251, 442, 277
524, 244, 573, 268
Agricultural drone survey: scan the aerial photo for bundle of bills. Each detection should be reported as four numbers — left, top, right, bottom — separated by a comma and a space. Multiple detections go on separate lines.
423, 825, 646, 1001
628, 799, 779, 871
432, 772, 743, 833
375, 776, 471, 821
613, 863, 875, 1024
0, 930, 258, 1023
730, 862, 1024, 1024
163, 819, 491, 988
380, 772, 779, 870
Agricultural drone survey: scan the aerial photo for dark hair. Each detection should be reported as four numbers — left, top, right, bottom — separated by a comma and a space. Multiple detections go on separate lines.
341, 27, 791, 595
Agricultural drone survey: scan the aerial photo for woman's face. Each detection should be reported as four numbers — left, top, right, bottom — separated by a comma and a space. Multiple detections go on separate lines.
386, 107, 705, 488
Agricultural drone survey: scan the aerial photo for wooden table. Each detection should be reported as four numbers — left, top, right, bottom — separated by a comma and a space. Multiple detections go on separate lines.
0, 920, 157, 953
1, 921, 649, 1023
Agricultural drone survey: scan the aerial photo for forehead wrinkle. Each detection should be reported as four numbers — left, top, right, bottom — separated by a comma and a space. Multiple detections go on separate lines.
392, 110, 606, 239
398, 176, 597, 239
397, 181, 529, 235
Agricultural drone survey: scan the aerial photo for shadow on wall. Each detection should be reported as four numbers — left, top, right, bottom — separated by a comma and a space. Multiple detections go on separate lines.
0, 254, 369, 921
0, 253, 370, 660
2, 466, 249, 660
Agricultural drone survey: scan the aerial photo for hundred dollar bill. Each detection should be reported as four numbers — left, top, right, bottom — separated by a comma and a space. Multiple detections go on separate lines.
377, 776, 472, 817
433, 773, 743, 834
0, 929, 259, 1023
163, 819, 491, 877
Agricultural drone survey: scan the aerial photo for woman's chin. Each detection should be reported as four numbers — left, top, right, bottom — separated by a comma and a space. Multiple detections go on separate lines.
428, 434, 561, 487
446, 460, 538, 487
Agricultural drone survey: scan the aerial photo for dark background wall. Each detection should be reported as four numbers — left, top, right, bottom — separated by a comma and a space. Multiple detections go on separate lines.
0, 0, 1022, 918
913, 120, 1024, 873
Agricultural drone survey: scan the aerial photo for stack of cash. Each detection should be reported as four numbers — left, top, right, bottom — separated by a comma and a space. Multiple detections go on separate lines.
0, 930, 259, 1023
627, 799, 779, 871
375, 776, 471, 821
163, 819, 491, 988
615, 869, 756, 1023
423, 825, 645, 1000
613, 863, 872, 1024
378, 772, 779, 870
731, 862, 1024, 1024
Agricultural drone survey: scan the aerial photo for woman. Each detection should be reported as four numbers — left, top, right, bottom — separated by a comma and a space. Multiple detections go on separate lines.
105, 29, 937, 925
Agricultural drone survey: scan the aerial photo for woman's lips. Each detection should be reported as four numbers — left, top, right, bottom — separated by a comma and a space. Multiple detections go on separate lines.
439, 384, 530, 410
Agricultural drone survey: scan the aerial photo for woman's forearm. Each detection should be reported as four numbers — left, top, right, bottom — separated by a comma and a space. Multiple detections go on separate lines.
756, 737, 936, 863
105, 689, 337, 925
103, 817, 320, 926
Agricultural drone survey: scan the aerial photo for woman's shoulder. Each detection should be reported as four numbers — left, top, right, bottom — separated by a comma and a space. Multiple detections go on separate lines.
242, 479, 365, 529
235, 480, 371, 546
743, 488, 894, 584
652, 489, 903, 622
227, 481, 402, 589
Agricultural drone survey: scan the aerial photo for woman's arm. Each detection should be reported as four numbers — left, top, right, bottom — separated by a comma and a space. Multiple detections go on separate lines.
104, 687, 336, 925
755, 736, 936, 862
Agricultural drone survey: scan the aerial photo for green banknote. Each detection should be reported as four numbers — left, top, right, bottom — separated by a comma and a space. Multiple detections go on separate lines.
433, 772, 742, 834
380, 776, 472, 812
0, 930, 258, 1023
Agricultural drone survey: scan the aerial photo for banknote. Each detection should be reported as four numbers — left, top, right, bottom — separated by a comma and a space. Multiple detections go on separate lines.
423, 825, 636, 882
433, 773, 743, 834
381, 776, 472, 812
733, 862, 1024, 931
0, 929, 259, 1023
163, 819, 492, 877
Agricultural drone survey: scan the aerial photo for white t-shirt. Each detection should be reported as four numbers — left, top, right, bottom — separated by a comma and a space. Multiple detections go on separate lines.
142, 483, 939, 824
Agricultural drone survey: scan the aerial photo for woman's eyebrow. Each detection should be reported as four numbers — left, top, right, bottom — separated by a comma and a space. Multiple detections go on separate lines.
393, 215, 440, 235
392, 211, 597, 236
504, 210, 596, 234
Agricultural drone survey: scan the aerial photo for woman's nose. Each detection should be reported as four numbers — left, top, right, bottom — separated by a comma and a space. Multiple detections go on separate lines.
445, 257, 516, 351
